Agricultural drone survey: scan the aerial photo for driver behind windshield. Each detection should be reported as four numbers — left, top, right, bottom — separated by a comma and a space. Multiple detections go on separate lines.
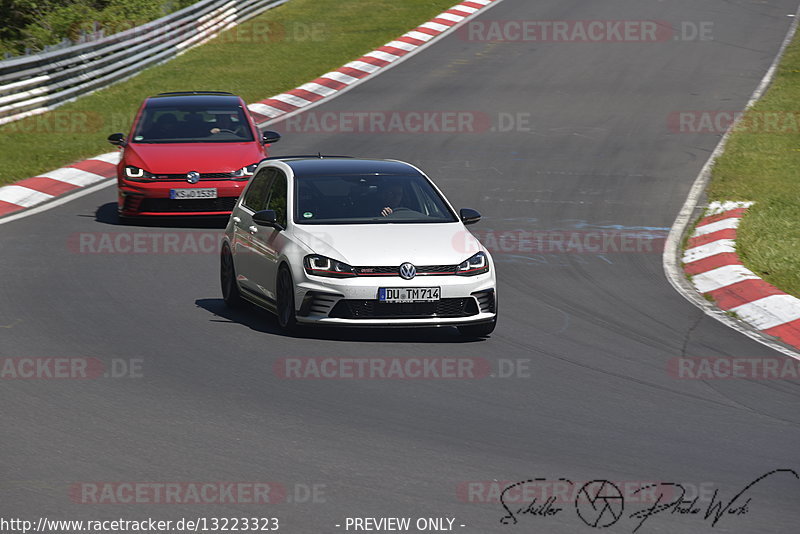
379, 182, 404, 217
210, 112, 244, 136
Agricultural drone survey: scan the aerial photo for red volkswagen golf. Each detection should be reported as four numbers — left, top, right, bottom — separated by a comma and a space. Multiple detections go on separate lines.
108, 91, 280, 219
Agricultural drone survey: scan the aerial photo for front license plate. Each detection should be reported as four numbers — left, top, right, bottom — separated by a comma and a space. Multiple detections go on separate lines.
169, 188, 217, 199
379, 287, 441, 303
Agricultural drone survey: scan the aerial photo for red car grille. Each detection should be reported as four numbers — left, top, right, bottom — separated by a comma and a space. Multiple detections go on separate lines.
153, 172, 238, 181
138, 197, 238, 213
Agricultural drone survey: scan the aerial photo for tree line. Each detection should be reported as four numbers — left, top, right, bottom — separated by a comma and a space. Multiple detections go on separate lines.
0, 0, 196, 57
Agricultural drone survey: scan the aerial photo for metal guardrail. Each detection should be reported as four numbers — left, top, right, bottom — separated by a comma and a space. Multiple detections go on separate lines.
0, 0, 288, 126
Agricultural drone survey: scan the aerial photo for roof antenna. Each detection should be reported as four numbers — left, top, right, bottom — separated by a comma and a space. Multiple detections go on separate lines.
317, 152, 323, 159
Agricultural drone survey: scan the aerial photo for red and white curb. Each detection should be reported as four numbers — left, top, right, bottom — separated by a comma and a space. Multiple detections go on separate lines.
0, 0, 500, 220
0, 152, 119, 217
683, 201, 800, 349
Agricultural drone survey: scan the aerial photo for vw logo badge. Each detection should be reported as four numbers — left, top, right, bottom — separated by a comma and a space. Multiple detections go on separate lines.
186, 171, 200, 184
399, 262, 416, 280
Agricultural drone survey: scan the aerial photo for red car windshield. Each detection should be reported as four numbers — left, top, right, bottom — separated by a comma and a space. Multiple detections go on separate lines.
132, 105, 255, 143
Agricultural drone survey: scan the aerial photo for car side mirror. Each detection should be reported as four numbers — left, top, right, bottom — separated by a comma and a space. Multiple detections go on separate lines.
460, 208, 481, 225
261, 130, 281, 144
107, 133, 126, 146
253, 209, 283, 230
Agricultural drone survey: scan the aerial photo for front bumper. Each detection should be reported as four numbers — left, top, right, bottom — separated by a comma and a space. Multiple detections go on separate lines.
118, 180, 247, 216
292, 271, 497, 327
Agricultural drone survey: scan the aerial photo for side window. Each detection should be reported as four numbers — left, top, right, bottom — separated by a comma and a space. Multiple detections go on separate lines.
265, 170, 288, 228
242, 169, 272, 211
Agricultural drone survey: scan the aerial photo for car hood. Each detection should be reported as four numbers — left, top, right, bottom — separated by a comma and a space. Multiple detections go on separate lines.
292, 223, 485, 266
123, 142, 263, 173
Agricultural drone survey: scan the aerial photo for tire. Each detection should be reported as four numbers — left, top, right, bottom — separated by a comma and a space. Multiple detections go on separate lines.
220, 244, 243, 308
458, 317, 497, 338
276, 265, 298, 333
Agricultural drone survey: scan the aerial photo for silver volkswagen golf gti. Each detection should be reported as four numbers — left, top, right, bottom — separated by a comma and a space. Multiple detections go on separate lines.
220, 157, 497, 337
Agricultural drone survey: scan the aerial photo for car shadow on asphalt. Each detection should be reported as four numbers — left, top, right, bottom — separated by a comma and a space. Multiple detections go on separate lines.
195, 298, 483, 343
93, 202, 228, 228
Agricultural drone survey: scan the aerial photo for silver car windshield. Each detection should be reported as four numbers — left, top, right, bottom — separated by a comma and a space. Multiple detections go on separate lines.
294, 174, 458, 224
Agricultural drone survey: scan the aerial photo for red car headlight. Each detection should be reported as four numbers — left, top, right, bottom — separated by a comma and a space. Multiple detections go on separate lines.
124, 166, 155, 182
231, 163, 258, 180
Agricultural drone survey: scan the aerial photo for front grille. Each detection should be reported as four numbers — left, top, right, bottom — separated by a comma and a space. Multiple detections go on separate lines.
329, 298, 478, 319
353, 265, 458, 276
155, 172, 237, 181
138, 197, 238, 213
419, 265, 459, 274
353, 266, 397, 275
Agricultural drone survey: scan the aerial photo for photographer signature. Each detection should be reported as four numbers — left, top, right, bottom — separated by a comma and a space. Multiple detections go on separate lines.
499, 468, 798, 532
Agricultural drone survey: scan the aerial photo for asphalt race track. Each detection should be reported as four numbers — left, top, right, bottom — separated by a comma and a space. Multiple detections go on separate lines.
2, 1, 800, 532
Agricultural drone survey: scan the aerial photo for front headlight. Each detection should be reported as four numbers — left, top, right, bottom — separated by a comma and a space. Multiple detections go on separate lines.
303, 255, 356, 278
124, 165, 154, 181
231, 163, 258, 180
456, 251, 490, 276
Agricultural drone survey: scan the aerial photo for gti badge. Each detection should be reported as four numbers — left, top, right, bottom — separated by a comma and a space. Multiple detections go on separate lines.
399, 262, 416, 280
186, 171, 200, 184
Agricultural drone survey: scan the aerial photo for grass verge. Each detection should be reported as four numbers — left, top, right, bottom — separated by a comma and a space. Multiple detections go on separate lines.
706, 29, 800, 297
0, 0, 458, 185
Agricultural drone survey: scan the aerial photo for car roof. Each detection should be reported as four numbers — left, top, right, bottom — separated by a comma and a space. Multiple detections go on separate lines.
145, 92, 242, 108
279, 158, 423, 177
